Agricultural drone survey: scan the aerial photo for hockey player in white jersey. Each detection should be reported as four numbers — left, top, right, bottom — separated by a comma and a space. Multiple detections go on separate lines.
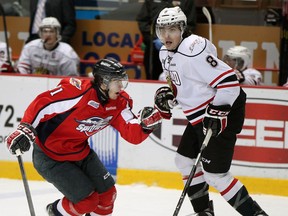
17, 17, 79, 76
153, 6, 268, 216
223, 45, 263, 85
0, 41, 14, 72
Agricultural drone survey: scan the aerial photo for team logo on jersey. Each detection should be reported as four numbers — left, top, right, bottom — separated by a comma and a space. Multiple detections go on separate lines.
167, 56, 173, 64
75, 116, 113, 136
189, 38, 203, 53
69, 78, 82, 90
169, 70, 181, 86
88, 100, 100, 109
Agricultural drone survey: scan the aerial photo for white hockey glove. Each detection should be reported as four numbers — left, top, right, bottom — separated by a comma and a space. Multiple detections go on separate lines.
203, 104, 231, 137
154, 86, 178, 120
138, 107, 162, 132
5, 122, 37, 155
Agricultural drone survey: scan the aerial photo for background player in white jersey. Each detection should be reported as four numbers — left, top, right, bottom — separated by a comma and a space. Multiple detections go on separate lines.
153, 6, 268, 216
16, 17, 79, 76
223, 46, 263, 85
5, 58, 162, 216
0, 41, 14, 72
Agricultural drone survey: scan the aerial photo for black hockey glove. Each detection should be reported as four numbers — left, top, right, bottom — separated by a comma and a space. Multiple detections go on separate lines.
203, 104, 231, 137
234, 69, 245, 83
138, 107, 162, 132
154, 86, 178, 120
5, 122, 37, 155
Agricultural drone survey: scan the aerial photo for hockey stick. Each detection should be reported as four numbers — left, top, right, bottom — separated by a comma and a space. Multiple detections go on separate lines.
16, 149, 36, 216
202, 7, 212, 43
172, 128, 213, 216
0, 3, 12, 64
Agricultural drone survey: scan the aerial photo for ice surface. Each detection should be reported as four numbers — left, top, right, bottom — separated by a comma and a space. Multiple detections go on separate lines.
0, 178, 287, 216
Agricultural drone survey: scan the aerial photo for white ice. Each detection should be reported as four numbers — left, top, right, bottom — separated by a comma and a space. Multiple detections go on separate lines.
0, 178, 287, 216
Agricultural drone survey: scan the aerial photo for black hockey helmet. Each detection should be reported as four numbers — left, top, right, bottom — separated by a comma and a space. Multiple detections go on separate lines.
92, 58, 128, 89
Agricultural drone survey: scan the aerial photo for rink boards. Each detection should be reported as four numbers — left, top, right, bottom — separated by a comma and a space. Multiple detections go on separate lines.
0, 74, 288, 196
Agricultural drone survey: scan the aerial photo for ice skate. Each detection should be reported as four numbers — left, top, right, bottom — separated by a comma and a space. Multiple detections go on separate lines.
46, 199, 60, 216
253, 201, 268, 216
197, 200, 214, 216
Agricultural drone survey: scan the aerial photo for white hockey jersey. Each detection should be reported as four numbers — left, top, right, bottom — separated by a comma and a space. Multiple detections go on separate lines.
159, 35, 240, 125
17, 39, 80, 76
242, 68, 263, 85
0, 41, 12, 71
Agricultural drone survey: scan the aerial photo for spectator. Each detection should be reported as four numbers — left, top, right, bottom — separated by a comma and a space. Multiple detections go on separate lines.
17, 17, 80, 76
223, 46, 263, 85
153, 6, 267, 215
0, 41, 14, 73
136, 0, 196, 80
26, 0, 76, 44
5, 58, 162, 216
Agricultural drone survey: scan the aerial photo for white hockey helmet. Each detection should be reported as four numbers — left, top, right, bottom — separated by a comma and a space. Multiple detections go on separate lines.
156, 7, 187, 42
224, 46, 251, 71
156, 6, 187, 27
39, 17, 62, 40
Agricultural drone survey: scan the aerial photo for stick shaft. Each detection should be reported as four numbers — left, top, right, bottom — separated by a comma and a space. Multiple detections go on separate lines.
17, 154, 36, 216
202, 6, 213, 42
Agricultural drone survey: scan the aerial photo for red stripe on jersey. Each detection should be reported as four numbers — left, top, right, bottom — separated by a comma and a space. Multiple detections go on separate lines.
210, 69, 234, 86
191, 118, 203, 126
18, 64, 31, 70
220, 178, 238, 196
183, 97, 214, 114
217, 82, 240, 89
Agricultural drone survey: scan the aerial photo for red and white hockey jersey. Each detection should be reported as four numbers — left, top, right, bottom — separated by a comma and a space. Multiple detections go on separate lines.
159, 35, 240, 125
21, 78, 149, 161
17, 39, 79, 76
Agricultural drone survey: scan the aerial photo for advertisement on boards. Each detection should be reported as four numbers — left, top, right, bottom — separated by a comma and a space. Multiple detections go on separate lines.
1, 75, 288, 180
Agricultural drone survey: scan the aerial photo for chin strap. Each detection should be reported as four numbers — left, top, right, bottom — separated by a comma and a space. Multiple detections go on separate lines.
91, 81, 109, 105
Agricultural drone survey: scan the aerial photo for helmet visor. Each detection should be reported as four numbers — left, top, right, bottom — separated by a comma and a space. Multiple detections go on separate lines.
107, 74, 129, 91
156, 24, 182, 43
223, 55, 245, 71
223, 54, 237, 69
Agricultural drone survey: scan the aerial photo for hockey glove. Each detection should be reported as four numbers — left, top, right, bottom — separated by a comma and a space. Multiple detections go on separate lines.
0, 61, 14, 73
5, 122, 37, 155
203, 104, 231, 137
138, 107, 162, 132
234, 69, 245, 83
154, 86, 178, 120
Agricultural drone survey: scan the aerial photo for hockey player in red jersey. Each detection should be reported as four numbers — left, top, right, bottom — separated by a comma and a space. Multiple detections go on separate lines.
5, 58, 162, 216
153, 6, 268, 216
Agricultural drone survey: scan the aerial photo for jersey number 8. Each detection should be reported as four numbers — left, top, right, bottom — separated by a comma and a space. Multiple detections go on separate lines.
206, 55, 218, 67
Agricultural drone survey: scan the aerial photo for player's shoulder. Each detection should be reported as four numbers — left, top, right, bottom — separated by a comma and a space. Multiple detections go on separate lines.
26, 39, 42, 46
178, 34, 208, 57
58, 42, 79, 59
24, 39, 42, 49
58, 77, 92, 92
243, 68, 262, 75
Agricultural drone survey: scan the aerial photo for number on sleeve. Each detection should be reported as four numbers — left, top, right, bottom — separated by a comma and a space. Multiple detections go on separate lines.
50, 86, 63, 96
206, 55, 218, 67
